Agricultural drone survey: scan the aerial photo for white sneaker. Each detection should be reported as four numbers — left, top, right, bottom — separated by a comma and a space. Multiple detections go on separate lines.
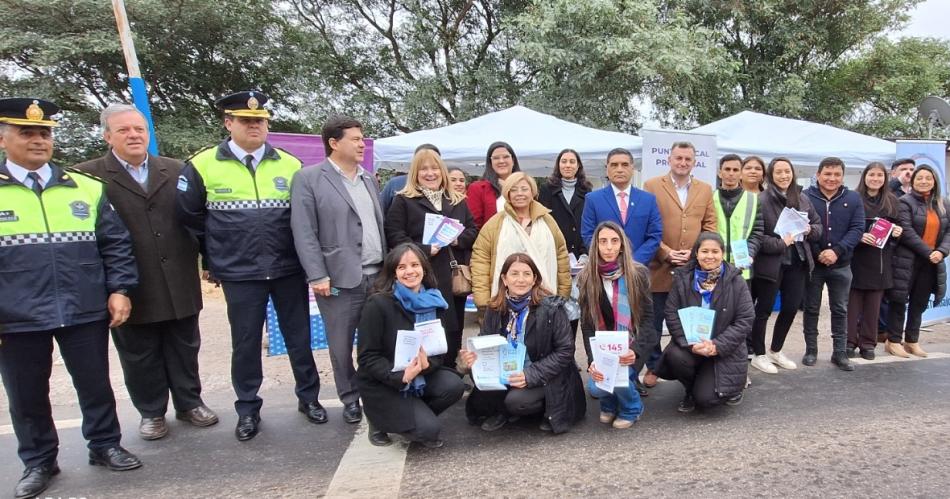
767, 350, 798, 370
751, 354, 778, 374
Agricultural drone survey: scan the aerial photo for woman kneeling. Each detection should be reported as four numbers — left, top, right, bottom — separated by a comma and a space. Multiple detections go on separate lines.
656, 232, 753, 412
357, 243, 465, 448
460, 253, 585, 433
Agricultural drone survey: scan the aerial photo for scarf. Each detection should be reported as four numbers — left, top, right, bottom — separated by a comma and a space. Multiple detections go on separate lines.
505, 292, 530, 347
492, 206, 558, 298
598, 261, 631, 331
561, 177, 577, 203
393, 282, 448, 399
693, 263, 724, 308
421, 187, 444, 211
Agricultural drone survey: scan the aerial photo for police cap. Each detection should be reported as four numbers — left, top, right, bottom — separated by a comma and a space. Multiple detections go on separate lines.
215, 91, 271, 119
0, 98, 59, 127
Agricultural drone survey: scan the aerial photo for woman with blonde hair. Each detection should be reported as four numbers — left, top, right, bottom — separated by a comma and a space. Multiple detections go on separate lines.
385, 148, 478, 369
577, 221, 655, 428
470, 172, 571, 310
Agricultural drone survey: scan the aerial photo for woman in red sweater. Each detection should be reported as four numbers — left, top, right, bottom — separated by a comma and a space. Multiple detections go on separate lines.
467, 141, 521, 228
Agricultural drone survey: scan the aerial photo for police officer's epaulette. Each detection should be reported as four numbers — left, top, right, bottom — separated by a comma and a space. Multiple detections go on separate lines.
63, 167, 106, 183
275, 147, 302, 162
184, 144, 217, 163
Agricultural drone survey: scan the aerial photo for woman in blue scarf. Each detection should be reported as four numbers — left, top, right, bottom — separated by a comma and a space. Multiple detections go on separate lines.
655, 232, 754, 412
460, 253, 585, 434
356, 243, 465, 448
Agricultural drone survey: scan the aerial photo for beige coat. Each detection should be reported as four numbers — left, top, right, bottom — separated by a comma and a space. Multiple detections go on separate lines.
470, 201, 572, 306
642, 174, 717, 292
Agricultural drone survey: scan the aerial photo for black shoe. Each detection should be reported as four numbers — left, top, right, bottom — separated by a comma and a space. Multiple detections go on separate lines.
342, 401, 362, 424
539, 420, 552, 432
634, 378, 649, 397
369, 430, 392, 447
88, 446, 142, 471
422, 439, 444, 448
831, 353, 855, 371
725, 393, 743, 406
298, 401, 328, 424
235, 414, 261, 441
801, 349, 818, 366
14, 462, 59, 499
677, 395, 696, 413
846, 347, 857, 359
860, 349, 876, 361
480, 414, 508, 432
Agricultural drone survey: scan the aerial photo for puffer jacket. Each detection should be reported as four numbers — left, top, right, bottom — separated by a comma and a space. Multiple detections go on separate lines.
661, 262, 753, 397
888, 192, 950, 304
752, 186, 822, 283
465, 296, 585, 433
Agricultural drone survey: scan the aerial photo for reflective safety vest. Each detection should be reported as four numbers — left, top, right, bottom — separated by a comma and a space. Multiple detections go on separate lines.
184, 143, 302, 280
0, 167, 109, 332
713, 190, 757, 279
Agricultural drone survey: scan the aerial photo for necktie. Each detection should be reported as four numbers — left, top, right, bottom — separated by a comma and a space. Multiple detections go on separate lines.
618, 191, 628, 224
27, 172, 43, 196
243, 154, 255, 173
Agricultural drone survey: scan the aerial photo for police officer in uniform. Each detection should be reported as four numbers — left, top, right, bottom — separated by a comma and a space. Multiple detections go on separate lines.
177, 91, 324, 441
0, 98, 142, 498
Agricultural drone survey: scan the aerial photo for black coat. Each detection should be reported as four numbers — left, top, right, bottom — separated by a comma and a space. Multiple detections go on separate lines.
660, 263, 753, 398
579, 265, 657, 360
849, 193, 899, 290
752, 186, 822, 283
537, 180, 591, 257
75, 153, 202, 324
385, 193, 477, 332
356, 293, 459, 434
465, 296, 585, 433
888, 192, 950, 304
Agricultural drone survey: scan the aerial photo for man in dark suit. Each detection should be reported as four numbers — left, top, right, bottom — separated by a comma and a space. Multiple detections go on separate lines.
76, 104, 217, 441
291, 116, 386, 427
580, 148, 663, 264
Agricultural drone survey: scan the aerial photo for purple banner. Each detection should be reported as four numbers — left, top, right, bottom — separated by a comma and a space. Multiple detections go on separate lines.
268, 132, 374, 172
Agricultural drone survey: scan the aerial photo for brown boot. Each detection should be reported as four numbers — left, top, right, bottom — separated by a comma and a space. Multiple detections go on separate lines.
885, 340, 911, 358
903, 342, 928, 358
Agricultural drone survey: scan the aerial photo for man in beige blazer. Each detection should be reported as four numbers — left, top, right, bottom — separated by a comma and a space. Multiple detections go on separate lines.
642, 141, 717, 387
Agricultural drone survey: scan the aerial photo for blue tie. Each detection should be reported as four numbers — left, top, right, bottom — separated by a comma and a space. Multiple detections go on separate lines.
27, 172, 43, 196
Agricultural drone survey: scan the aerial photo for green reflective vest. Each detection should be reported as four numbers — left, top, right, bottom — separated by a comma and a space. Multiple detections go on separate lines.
0, 172, 101, 243
189, 147, 298, 210
713, 190, 757, 279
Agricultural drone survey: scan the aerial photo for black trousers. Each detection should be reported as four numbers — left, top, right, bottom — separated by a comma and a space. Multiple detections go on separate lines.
658, 343, 721, 408
888, 257, 938, 344
111, 314, 204, 418
399, 369, 465, 442
0, 320, 121, 467
468, 385, 546, 418
750, 257, 806, 355
221, 273, 320, 417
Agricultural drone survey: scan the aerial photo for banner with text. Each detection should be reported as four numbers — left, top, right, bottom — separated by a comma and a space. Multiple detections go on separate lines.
640, 129, 718, 188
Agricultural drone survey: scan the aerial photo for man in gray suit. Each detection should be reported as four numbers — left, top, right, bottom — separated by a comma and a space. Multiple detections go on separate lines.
291, 116, 385, 424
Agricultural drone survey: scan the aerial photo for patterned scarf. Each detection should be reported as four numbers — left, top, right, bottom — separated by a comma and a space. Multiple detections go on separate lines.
505, 292, 531, 347
421, 187, 444, 211
692, 263, 724, 308
598, 261, 631, 331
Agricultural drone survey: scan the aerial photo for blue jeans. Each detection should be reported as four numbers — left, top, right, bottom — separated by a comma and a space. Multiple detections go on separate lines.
587, 368, 643, 421
803, 265, 852, 353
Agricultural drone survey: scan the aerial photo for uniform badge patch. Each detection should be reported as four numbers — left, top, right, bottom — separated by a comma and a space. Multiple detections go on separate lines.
0, 210, 18, 222
70, 201, 91, 220
214, 188, 232, 194
177, 175, 189, 192
273, 176, 289, 191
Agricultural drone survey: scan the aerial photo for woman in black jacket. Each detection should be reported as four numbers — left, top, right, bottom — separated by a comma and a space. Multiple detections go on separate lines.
356, 243, 465, 448
748, 158, 822, 374
886, 164, 950, 358
537, 149, 592, 259
656, 232, 753, 412
460, 253, 585, 434
386, 149, 478, 369
847, 162, 902, 360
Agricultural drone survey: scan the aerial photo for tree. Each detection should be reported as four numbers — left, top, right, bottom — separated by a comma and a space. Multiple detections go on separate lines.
286, 0, 529, 136
0, 0, 309, 163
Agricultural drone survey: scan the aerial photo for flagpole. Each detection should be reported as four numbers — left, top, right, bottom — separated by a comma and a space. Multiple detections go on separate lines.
112, 0, 159, 155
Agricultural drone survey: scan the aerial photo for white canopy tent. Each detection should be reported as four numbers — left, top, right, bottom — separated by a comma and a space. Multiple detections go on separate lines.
373, 106, 642, 176
691, 111, 896, 170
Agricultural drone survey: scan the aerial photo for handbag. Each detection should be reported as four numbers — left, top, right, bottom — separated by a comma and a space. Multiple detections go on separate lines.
446, 246, 472, 296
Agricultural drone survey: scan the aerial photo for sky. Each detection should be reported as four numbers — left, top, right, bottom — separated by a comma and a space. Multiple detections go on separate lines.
895, 0, 949, 40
